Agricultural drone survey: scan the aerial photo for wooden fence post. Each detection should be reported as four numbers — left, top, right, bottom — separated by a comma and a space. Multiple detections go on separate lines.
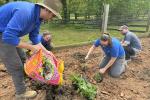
146, 10, 150, 33
101, 4, 109, 33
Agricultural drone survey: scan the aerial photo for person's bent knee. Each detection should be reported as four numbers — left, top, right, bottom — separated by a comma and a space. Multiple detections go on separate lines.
109, 72, 121, 78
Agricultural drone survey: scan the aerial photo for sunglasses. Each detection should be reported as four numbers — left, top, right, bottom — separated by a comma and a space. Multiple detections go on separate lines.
100, 34, 110, 41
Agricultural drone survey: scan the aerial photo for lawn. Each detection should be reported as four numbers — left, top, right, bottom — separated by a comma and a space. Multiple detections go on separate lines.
40, 24, 100, 46
23, 23, 147, 46
40, 23, 123, 46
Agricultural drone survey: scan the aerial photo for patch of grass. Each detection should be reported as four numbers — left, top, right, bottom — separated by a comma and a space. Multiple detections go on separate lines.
40, 24, 101, 46
40, 24, 123, 46
128, 21, 147, 26
22, 23, 145, 46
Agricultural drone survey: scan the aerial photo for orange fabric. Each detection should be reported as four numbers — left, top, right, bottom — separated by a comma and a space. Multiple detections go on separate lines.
24, 50, 43, 76
24, 49, 64, 85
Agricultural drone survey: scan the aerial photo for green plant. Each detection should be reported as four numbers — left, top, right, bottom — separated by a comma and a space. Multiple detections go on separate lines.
42, 56, 54, 80
93, 73, 103, 83
70, 74, 97, 100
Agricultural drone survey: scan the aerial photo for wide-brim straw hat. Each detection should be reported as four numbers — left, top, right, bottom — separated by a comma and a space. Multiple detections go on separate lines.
36, 0, 62, 19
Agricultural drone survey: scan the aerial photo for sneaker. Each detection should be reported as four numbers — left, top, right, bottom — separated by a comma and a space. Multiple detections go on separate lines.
126, 59, 131, 62
131, 55, 137, 58
16, 90, 37, 100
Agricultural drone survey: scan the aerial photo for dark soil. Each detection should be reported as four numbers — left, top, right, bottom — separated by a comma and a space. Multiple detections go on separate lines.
0, 38, 150, 100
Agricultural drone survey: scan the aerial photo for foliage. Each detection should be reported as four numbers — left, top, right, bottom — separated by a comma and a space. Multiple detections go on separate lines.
93, 73, 103, 83
1, 0, 149, 22
70, 74, 97, 100
42, 56, 54, 80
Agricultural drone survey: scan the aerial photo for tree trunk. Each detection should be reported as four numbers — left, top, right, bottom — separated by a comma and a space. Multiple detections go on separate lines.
68, 11, 70, 21
75, 13, 78, 20
6, 0, 9, 3
87, 13, 90, 19
62, 0, 68, 24
146, 10, 150, 32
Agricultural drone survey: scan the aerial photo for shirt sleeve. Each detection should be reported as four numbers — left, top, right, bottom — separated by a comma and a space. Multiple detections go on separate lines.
29, 27, 41, 45
2, 10, 28, 46
44, 43, 53, 51
110, 43, 119, 57
94, 39, 101, 47
124, 34, 132, 45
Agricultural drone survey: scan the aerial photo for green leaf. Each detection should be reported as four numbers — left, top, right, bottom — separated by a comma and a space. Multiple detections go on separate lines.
70, 74, 97, 100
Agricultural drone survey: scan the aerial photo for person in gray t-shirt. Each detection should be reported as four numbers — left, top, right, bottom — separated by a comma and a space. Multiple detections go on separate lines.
119, 25, 142, 60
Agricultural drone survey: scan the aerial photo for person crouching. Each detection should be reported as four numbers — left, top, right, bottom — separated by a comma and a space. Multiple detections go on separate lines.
85, 33, 126, 77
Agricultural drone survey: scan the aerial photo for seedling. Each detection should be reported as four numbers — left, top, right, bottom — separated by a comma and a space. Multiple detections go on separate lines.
93, 73, 103, 83
70, 74, 97, 100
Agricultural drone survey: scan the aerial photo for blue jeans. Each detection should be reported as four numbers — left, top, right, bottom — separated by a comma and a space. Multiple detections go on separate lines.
99, 56, 125, 77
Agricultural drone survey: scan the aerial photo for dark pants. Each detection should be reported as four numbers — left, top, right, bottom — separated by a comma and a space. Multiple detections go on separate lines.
123, 46, 135, 60
43, 43, 53, 51
16, 48, 27, 64
0, 35, 26, 94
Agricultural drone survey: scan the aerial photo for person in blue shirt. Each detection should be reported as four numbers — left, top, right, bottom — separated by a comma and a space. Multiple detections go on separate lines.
26, 31, 53, 58
85, 33, 126, 78
0, 0, 62, 99
38, 31, 53, 51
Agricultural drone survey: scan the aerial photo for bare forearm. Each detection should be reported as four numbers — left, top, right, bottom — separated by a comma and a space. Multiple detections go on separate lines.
104, 57, 117, 70
17, 42, 43, 53
122, 41, 130, 46
38, 43, 47, 52
86, 45, 95, 57
17, 42, 34, 51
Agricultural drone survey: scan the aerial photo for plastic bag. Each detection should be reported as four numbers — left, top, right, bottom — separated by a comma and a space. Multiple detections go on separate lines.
24, 49, 64, 85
